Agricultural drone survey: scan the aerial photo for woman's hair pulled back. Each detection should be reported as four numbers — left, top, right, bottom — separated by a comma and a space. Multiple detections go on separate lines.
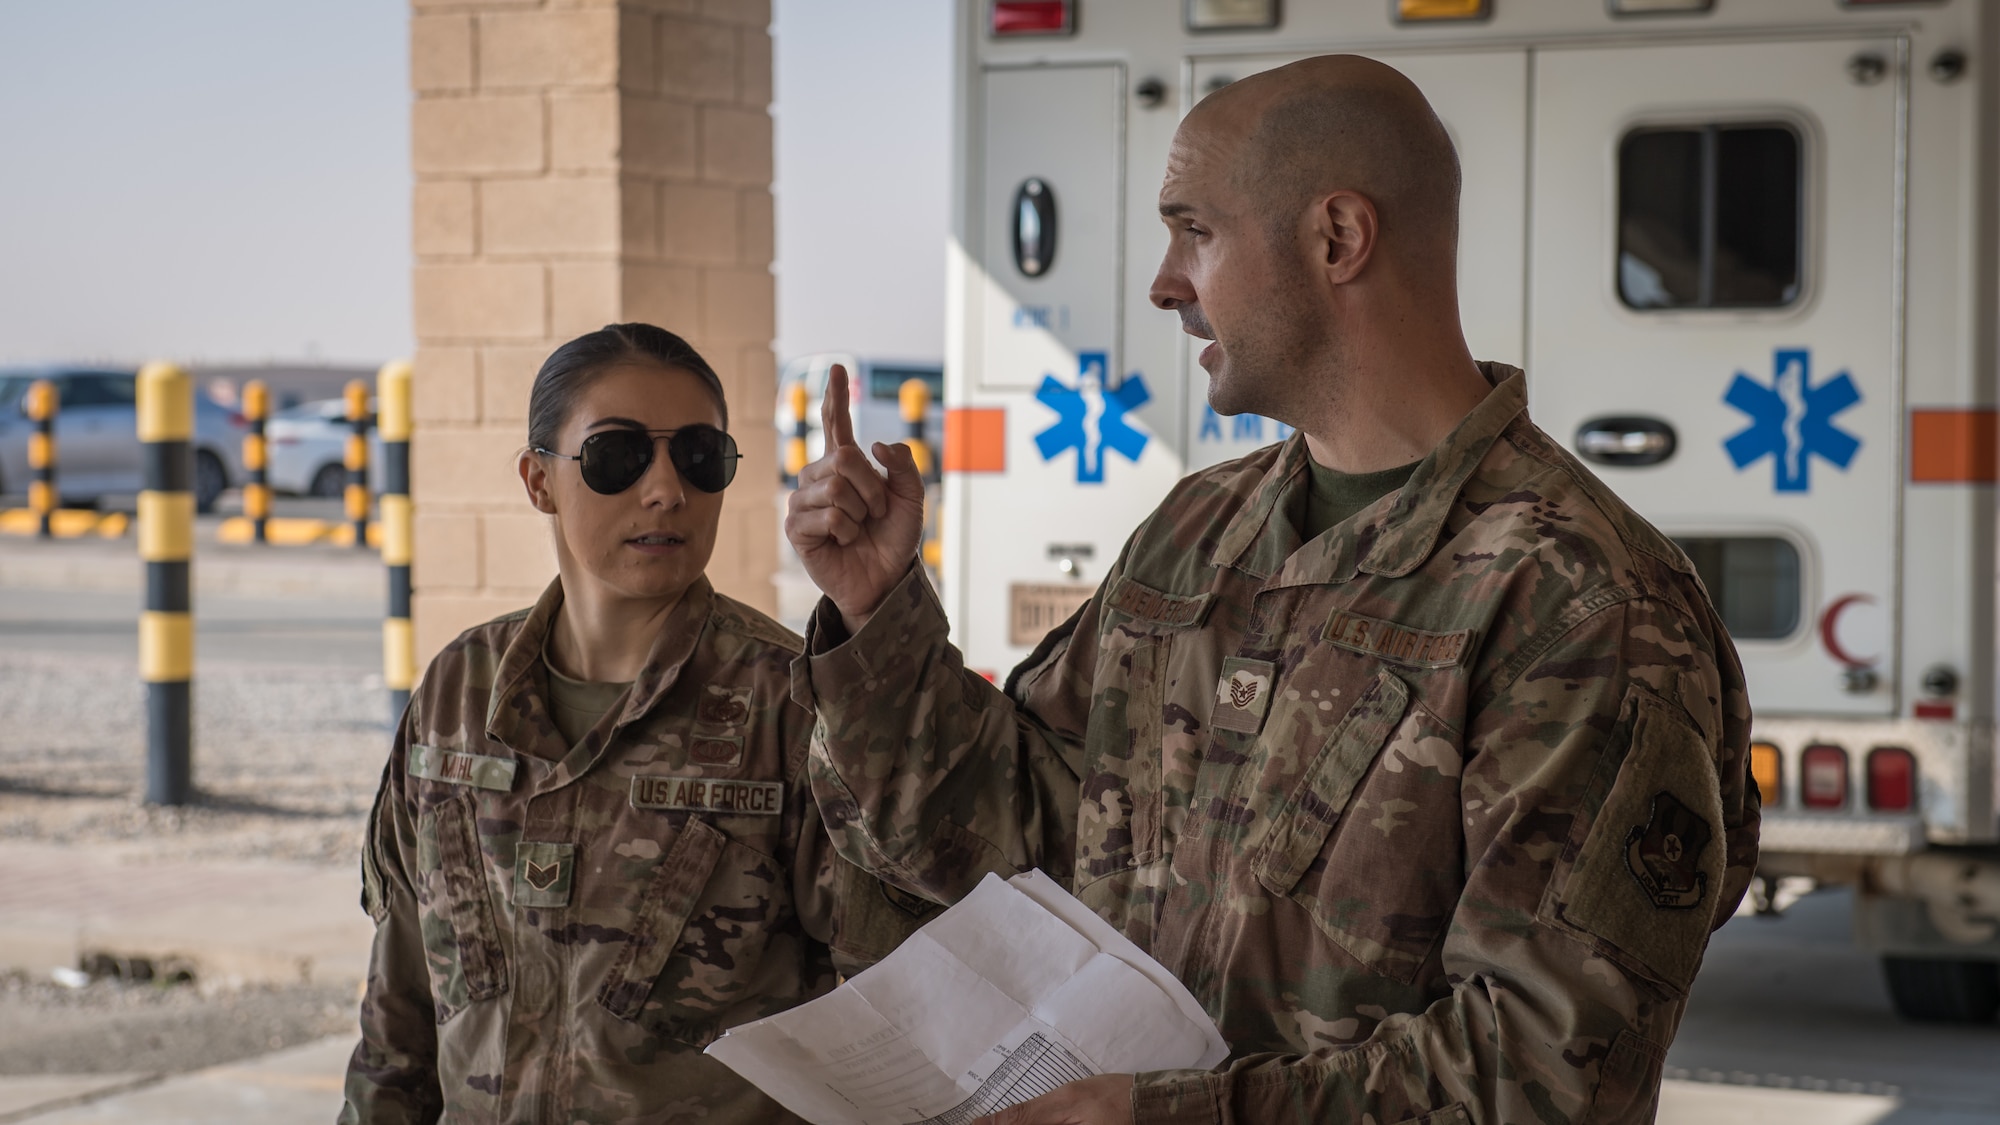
527, 323, 729, 452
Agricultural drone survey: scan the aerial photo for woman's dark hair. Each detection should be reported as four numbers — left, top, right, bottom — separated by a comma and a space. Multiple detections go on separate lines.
527, 323, 729, 452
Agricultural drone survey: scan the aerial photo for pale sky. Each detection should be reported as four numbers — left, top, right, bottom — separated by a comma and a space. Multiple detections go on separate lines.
0, 0, 951, 367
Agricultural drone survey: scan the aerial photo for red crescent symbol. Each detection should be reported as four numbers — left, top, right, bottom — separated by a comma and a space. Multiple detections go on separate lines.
1819, 594, 1878, 669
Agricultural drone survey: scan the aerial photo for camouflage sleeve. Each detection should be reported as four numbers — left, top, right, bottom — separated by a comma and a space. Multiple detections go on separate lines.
1131, 595, 1759, 1125
340, 711, 444, 1124
796, 564, 1093, 904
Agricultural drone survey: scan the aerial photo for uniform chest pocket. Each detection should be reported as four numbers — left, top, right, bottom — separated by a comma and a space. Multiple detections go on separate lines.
414, 793, 508, 1023
1078, 632, 1169, 886
596, 818, 785, 1047
1253, 670, 1459, 984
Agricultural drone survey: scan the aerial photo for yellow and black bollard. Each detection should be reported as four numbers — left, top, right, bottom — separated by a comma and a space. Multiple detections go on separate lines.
900, 377, 935, 482
242, 380, 270, 543
344, 379, 371, 549
783, 381, 810, 486
24, 379, 58, 538
138, 362, 194, 806
377, 361, 416, 724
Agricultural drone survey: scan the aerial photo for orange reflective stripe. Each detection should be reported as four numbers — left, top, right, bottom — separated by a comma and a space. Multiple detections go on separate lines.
1910, 409, 1998, 483
944, 407, 1006, 473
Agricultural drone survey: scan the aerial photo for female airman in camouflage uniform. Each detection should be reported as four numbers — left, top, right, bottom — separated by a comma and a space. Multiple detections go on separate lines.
341, 324, 936, 1124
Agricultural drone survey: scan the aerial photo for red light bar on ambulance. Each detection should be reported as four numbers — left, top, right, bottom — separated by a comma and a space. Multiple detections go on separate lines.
991, 1, 1072, 36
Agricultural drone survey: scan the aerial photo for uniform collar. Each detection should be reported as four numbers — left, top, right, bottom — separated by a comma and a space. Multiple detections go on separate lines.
1213, 363, 1527, 586
486, 575, 716, 790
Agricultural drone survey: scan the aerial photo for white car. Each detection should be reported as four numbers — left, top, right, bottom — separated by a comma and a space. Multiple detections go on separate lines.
267, 399, 381, 497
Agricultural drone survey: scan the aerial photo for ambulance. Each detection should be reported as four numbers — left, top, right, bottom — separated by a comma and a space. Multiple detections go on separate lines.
937, 0, 2000, 1020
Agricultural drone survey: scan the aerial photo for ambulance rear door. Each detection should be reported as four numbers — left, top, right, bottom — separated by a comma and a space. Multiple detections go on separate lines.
1527, 36, 1905, 716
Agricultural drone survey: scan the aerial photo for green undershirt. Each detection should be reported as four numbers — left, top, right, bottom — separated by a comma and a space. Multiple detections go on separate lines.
1301, 457, 1420, 542
543, 653, 632, 751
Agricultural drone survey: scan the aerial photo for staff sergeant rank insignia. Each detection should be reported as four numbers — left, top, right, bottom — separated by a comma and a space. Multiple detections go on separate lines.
1625, 790, 1713, 909
631, 776, 784, 816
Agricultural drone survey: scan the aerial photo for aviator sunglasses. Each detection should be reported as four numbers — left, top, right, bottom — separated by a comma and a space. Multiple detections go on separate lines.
535, 425, 741, 495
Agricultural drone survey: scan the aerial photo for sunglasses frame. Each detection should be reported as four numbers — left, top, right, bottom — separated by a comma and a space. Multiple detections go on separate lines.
534, 424, 741, 495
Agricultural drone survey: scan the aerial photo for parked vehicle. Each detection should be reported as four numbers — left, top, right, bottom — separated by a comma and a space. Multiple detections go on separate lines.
267, 398, 381, 497
0, 367, 243, 512
773, 354, 944, 466
947, 0, 2000, 1020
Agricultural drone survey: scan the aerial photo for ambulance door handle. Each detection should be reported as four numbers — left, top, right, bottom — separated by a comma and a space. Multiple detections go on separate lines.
1576, 417, 1677, 467
1013, 179, 1057, 278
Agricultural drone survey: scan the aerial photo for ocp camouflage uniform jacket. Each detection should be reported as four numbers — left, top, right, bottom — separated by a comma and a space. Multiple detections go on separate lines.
342, 577, 938, 1124
800, 366, 1759, 1124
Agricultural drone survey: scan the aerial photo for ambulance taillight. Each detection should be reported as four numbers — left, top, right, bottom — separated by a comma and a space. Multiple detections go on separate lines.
990, 1, 1071, 36
1750, 742, 1782, 809
1395, 0, 1487, 22
1866, 748, 1917, 812
1801, 744, 1849, 810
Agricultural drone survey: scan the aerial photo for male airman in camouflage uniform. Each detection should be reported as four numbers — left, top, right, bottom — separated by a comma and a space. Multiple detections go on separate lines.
340, 577, 937, 1123
785, 56, 1757, 1124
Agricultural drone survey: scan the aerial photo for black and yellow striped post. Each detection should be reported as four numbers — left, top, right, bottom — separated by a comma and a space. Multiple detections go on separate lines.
24, 379, 58, 538
783, 381, 810, 486
242, 380, 270, 543
377, 360, 415, 724
899, 377, 934, 483
344, 379, 371, 550
138, 362, 195, 806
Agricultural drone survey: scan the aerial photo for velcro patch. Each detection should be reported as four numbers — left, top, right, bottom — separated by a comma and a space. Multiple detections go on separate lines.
1210, 657, 1276, 734
1107, 577, 1213, 629
688, 735, 745, 767
513, 840, 574, 907
697, 685, 752, 727
1323, 610, 1473, 668
631, 776, 784, 816
409, 745, 518, 791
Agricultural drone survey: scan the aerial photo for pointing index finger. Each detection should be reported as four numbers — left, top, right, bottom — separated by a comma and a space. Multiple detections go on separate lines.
823, 364, 858, 450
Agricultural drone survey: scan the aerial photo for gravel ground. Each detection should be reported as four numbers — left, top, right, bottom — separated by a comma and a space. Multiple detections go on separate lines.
0, 970, 357, 1076
0, 651, 390, 865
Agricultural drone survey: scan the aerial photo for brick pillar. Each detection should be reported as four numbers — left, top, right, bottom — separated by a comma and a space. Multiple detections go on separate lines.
408, 0, 777, 662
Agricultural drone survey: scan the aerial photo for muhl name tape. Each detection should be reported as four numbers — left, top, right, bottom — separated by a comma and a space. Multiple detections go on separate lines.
630, 776, 784, 815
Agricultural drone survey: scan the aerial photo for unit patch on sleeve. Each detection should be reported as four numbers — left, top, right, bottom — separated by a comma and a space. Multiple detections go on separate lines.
630, 776, 784, 816
1210, 657, 1276, 734
1624, 790, 1712, 909
1323, 610, 1474, 669
409, 745, 518, 792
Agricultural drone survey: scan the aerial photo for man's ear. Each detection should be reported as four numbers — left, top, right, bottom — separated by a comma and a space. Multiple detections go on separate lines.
1314, 190, 1378, 286
519, 449, 558, 515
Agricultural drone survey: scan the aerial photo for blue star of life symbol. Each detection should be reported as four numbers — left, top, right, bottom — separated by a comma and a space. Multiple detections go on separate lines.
1034, 352, 1151, 483
1723, 348, 1861, 493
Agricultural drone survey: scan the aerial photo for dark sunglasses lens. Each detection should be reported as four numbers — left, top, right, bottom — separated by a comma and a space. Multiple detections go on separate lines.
670, 425, 739, 493
578, 430, 653, 494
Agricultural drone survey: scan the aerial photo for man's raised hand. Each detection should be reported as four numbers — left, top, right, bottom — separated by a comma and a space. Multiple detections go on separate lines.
783, 364, 927, 635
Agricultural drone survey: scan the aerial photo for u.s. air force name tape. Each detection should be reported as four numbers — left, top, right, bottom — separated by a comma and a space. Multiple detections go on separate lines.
630, 776, 783, 815
409, 745, 518, 791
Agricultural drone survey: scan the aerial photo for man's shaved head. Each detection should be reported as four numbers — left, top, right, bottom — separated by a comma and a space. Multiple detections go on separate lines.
1197, 54, 1461, 264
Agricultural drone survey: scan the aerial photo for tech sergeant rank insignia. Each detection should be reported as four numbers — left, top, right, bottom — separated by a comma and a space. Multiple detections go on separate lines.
1624, 790, 1713, 909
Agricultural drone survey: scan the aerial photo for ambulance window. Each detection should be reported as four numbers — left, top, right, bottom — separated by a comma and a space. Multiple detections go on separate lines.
1618, 124, 1801, 310
1673, 536, 1802, 639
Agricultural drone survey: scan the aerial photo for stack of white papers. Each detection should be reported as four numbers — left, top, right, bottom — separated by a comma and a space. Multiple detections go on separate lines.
706, 870, 1230, 1125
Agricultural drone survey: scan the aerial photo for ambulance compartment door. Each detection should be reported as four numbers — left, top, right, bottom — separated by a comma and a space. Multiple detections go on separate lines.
1528, 37, 1904, 716
1182, 50, 1527, 471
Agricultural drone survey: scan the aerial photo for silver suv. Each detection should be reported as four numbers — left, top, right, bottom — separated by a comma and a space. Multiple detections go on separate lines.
0, 368, 245, 512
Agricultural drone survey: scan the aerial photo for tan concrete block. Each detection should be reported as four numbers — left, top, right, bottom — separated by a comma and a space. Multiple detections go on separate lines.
736, 188, 773, 266
482, 176, 622, 256
415, 592, 536, 670
623, 263, 700, 328
478, 8, 621, 89
412, 510, 482, 590
700, 266, 774, 343
698, 0, 771, 29
620, 9, 656, 93
412, 95, 543, 175
736, 27, 771, 108
412, 0, 535, 9
482, 511, 559, 591
658, 17, 735, 102
412, 346, 479, 424
414, 262, 547, 340
550, 260, 624, 337
412, 14, 474, 92
734, 342, 776, 402
624, 95, 698, 177
413, 180, 476, 257
623, 178, 660, 257
699, 105, 772, 185
659, 183, 736, 263
549, 90, 620, 172
480, 344, 554, 425
412, 427, 531, 506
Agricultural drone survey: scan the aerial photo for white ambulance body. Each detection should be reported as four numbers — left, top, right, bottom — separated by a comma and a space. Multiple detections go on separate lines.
941, 0, 2000, 1018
